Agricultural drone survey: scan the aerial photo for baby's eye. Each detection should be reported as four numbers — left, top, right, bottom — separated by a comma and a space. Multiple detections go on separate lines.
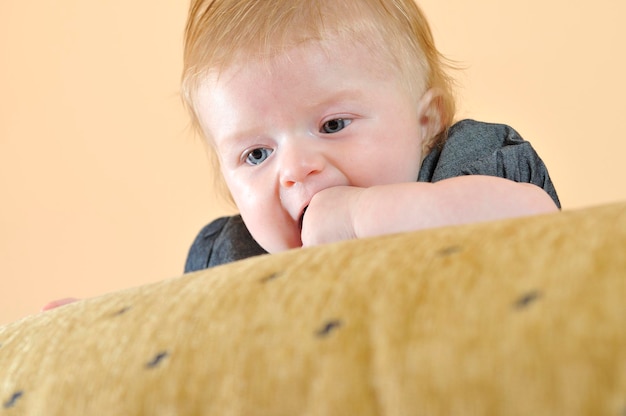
321, 118, 351, 134
245, 148, 273, 165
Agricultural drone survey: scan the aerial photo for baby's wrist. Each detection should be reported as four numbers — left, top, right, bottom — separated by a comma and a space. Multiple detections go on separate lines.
351, 186, 376, 239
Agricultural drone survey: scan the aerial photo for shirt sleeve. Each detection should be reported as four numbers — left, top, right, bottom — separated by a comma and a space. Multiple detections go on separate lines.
184, 215, 267, 273
418, 119, 561, 208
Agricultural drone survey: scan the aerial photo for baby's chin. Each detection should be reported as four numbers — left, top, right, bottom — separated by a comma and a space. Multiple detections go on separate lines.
254, 228, 303, 254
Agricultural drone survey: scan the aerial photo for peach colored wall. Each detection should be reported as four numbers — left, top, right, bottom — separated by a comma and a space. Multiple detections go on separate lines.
1, 0, 625, 325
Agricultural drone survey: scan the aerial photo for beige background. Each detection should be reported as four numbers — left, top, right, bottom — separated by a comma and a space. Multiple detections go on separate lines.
1, 0, 625, 325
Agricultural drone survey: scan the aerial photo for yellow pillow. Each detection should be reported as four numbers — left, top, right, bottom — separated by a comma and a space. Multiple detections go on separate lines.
1, 203, 625, 415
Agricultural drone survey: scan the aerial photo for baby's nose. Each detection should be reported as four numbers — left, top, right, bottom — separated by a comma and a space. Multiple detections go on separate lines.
278, 143, 325, 188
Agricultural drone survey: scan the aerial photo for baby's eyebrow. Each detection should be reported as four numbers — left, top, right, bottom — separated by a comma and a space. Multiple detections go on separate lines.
309, 89, 366, 109
214, 127, 266, 154
212, 88, 367, 154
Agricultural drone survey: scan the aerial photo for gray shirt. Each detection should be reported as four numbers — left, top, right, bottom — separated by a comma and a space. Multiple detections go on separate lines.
184, 119, 560, 272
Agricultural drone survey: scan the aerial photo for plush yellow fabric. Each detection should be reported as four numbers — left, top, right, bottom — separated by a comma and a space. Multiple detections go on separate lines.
1, 202, 625, 415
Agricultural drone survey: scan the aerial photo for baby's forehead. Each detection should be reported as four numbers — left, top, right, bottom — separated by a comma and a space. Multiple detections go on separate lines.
211, 33, 418, 85
198, 38, 396, 99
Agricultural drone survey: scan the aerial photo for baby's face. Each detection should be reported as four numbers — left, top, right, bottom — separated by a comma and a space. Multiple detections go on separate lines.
196, 40, 429, 253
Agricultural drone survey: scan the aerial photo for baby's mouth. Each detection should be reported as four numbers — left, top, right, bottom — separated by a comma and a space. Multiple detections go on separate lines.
298, 206, 308, 230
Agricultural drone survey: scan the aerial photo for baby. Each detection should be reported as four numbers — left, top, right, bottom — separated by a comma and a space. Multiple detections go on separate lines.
42, 0, 560, 310
182, 0, 560, 271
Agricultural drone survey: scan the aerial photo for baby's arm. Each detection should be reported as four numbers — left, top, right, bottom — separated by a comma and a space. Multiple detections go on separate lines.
300, 176, 558, 246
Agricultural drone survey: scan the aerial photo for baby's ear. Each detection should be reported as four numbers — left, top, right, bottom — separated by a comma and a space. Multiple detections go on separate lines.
416, 88, 445, 148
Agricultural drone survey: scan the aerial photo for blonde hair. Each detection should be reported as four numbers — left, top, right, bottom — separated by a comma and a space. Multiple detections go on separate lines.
182, 0, 458, 198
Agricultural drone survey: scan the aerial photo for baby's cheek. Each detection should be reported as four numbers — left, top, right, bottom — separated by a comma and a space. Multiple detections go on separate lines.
242, 209, 299, 253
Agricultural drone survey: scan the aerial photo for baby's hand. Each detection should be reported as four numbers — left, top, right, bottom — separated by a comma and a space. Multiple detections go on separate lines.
41, 297, 79, 311
300, 186, 365, 247
301, 177, 559, 248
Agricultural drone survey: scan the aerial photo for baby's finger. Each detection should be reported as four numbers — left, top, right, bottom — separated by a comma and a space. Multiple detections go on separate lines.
41, 297, 79, 312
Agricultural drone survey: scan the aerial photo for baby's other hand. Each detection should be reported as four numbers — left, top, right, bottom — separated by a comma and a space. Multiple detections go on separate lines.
300, 186, 364, 247
41, 297, 79, 311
